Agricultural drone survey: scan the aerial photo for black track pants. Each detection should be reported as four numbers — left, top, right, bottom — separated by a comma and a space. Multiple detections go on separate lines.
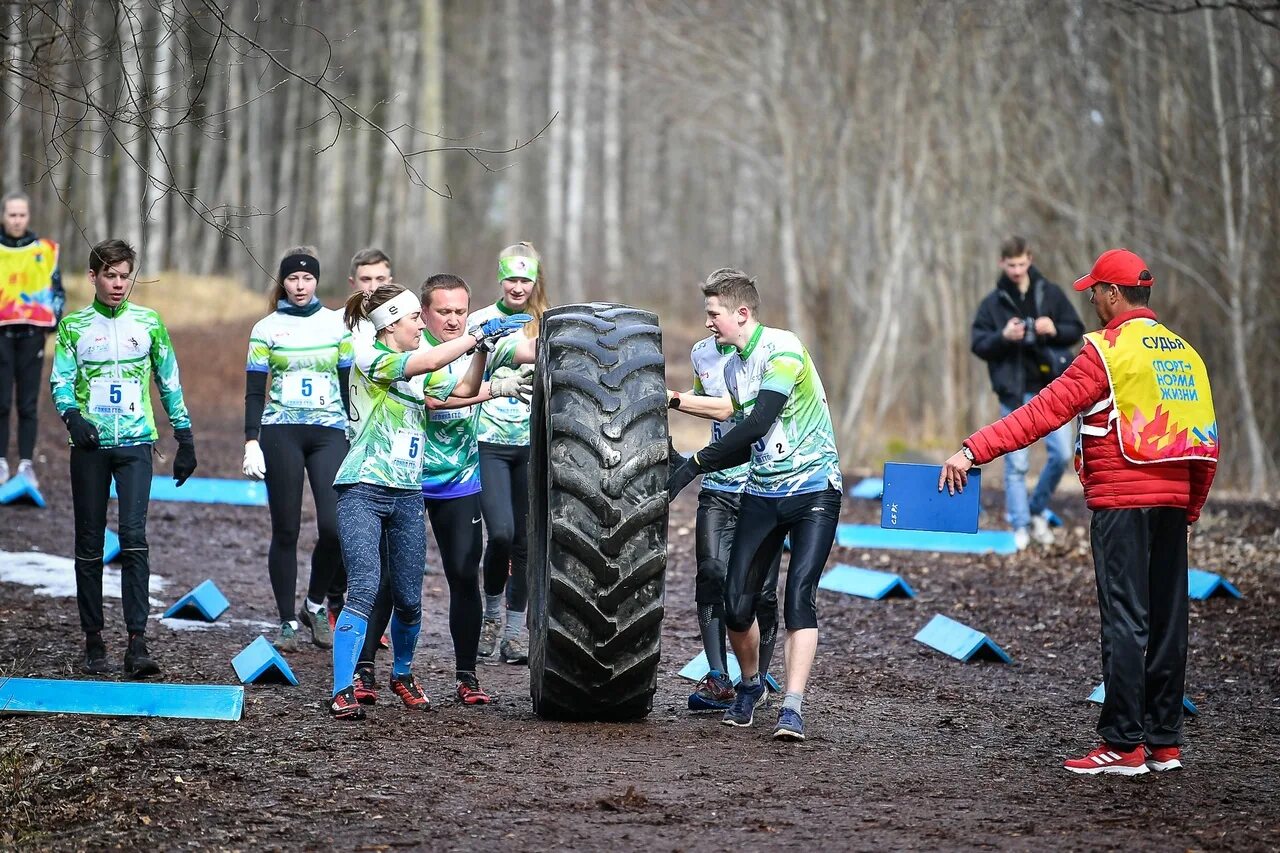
696, 488, 780, 628
478, 442, 529, 611
0, 328, 46, 459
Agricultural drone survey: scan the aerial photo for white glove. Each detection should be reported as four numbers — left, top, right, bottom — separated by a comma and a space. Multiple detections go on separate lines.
242, 440, 267, 480
489, 364, 534, 404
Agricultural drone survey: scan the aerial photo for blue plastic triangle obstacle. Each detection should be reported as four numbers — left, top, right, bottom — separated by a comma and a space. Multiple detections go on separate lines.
0, 677, 243, 720
677, 651, 781, 692
914, 614, 1011, 663
1187, 568, 1241, 600
0, 475, 46, 508
231, 636, 298, 685
848, 477, 884, 499
163, 579, 230, 621
838, 524, 1018, 555
103, 528, 121, 564
819, 564, 915, 599
112, 476, 267, 506
1087, 682, 1197, 716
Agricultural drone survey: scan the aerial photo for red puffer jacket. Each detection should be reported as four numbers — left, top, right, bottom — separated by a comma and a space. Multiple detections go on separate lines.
963, 308, 1216, 523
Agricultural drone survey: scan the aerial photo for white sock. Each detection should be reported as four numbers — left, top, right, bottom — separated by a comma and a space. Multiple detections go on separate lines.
484, 594, 503, 621
306, 598, 325, 613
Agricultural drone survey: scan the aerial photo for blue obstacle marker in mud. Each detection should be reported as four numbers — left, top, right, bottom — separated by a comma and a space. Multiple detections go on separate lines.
837, 524, 1018, 555
0, 475, 46, 508
112, 476, 267, 506
1187, 568, 1242, 600
914, 614, 1012, 663
231, 636, 298, 685
882, 462, 981, 534
819, 564, 915, 599
678, 651, 781, 692
0, 677, 244, 721
1088, 682, 1197, 716
848, 477, 884, 500
163, 579, 230, 621
103, 528, 121, 564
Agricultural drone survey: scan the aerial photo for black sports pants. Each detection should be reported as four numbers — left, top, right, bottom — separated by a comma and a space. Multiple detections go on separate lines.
0, 327, 46, 460
478, 442, 529, 611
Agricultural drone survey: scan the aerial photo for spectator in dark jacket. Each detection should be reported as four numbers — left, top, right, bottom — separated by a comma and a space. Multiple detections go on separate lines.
970, 236, 1083, 549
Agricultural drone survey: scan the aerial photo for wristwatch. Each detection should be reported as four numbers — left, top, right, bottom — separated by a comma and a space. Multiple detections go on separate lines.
961, 445, 975, 463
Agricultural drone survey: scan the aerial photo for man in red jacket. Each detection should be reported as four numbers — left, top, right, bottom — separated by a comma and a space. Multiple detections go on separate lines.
940, 249, 1218, 777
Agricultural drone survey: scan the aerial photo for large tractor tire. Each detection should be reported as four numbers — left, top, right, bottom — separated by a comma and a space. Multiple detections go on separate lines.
528, 303, 669, 720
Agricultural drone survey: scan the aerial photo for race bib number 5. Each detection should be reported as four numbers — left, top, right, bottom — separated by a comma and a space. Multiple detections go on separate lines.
88, 377, 142, 416
390, 429, 425, 472
280, 371, 327, 408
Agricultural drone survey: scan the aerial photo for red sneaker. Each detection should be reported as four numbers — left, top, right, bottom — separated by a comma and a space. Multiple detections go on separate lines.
455, 676, 492, 705
1063, 744, 1149, 776
389, 674, 431, 711
329, 686, 366, 720
1145, 745, 1183, 772
353, 663, 379, 705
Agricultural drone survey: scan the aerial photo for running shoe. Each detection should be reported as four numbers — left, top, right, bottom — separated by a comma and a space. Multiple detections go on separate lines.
329, 686, 365, 720
0, 458, 8, 483
1063, 743, 1149, 776
272, 622, 300, 653
688, 670, 735, 711
1145, 745, 1183, 772
772, 707, 806, 741
123, 634, 160, 680
83, 634, 111, 675
299, 602, 333, 649
722, 682, 767, 727
389, 673, 431, 711
353, 663, 379, 704
1030, 514, 1055, 547
478, 617, 500, 659
499, 634, 529, 665
15, 459, 37, 489
455, 675, 492, 705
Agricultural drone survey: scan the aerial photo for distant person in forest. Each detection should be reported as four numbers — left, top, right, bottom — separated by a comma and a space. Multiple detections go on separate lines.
970, 236, 1084, 550
0, 190, 65, 488
941, 249, 1217, 776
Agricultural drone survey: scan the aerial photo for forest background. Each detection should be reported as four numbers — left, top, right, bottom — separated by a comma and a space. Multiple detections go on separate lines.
3, 0, 1277, 492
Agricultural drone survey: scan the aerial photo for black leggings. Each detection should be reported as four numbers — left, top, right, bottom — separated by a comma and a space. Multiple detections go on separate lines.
70, 443, 153, 635
0, 328, 46, 460
724, 487, 842, 633
361, 492, 484, 676
260, 424, 346, 623
696, 488, 779, 622
478, 442, 529, 611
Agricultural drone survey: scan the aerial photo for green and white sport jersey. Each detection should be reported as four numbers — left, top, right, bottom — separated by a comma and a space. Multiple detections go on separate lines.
723, 325, 842, 498
690, 335, 747, 494
246, 307, 353, 431
335, 341, 456, 491
469, 300, 531, 446
50, 299, 191, 447
420, 331, 518, 499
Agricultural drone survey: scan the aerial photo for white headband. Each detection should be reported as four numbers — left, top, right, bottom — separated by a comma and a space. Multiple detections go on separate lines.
369, 290, 421, 331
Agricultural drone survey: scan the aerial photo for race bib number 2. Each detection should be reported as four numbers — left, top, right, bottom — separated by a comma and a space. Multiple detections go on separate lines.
280, 371, 327, 408
88, 378, 142, 416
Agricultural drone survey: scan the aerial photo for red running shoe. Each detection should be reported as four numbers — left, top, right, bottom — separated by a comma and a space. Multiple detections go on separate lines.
353, 663, 379, 705
455, 676, 492, 705
389, 674, 431, 711
1063, 743, 1148, 776
329, 686, 365, 720
1145, 745, 1183, 772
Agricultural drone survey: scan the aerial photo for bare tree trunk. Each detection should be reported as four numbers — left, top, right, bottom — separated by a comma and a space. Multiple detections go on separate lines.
562, 0, 592, 302
272, 21, 307, 258
375, 0, 413, 256
116, 0, 146, 254
544, 0, 567, 270
503, 0, 525, 241
3, 5, 20, 189
601, 0, 623, 289
144, 0, 174, 274
416, 0, 445, 269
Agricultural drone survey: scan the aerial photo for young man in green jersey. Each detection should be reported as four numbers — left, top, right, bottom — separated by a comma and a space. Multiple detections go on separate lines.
49, 239, 198, 677
668, 268, 843, 741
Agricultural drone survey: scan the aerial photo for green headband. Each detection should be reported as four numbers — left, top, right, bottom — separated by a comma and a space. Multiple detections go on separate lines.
499, 255, 538, 283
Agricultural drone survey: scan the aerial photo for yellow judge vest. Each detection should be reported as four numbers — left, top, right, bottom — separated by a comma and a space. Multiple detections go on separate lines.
1081, 318, 1218, 465
0, 238, 60, 328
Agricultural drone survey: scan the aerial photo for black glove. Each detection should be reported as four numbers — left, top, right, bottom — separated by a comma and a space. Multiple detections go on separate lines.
173, 428, 197, 486
667, 451, 702, 501
63, 409, 100, 450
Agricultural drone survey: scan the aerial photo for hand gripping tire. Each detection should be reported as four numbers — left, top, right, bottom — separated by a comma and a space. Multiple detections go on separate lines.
528, 303, 669, 720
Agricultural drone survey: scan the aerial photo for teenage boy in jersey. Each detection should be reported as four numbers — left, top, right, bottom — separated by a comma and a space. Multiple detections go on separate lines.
970, 236, 1084, 550
0, 190, 65, 487
941, 249, 1216, 776
667, 336, 782, 712
668, 268, 842, 741
50, 239, 198, 677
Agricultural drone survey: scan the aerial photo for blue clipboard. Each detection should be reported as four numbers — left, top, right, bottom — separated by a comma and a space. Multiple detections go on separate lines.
881, 462, 981, 534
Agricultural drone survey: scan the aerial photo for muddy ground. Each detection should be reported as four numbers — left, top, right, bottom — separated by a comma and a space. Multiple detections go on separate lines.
2, 322, 1279, 852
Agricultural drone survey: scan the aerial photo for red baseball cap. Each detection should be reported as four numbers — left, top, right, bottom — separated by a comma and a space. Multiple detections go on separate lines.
1073, 249, 1155, 291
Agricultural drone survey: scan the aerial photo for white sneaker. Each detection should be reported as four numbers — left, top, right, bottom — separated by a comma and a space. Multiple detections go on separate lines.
0, 458, 8, 483
16, 459, 37, 489
1030, 514, 1054, 546
1013, 527, 1031, 551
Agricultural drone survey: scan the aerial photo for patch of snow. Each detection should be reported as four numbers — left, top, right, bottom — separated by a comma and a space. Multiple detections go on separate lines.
0, 549, 166, 603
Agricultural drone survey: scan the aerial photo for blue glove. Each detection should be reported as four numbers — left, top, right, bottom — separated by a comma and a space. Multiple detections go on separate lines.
471, 313, 532, 352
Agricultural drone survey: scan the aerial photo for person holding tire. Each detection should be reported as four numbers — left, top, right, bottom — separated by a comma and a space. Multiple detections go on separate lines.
468, 242, 549, 665
243, 247, 353, 653
50, 239, 197, 678
668, 268, 843, 742
328, 282, 526, 720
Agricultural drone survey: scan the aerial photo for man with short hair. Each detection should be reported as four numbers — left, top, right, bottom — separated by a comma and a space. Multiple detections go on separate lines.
668, 268, 842, 741
0, 190, 65, 487
942, 249, 1217, 776
348, 248, 393, 296
970, 236, 1084, 549
50, 239, 198, 677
